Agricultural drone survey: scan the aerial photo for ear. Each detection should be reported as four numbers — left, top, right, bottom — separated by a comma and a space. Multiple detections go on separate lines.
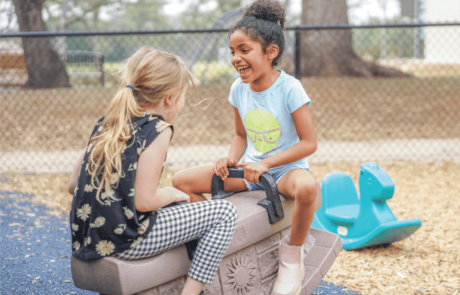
164, 94, 174, 107
266, 44, 280, 62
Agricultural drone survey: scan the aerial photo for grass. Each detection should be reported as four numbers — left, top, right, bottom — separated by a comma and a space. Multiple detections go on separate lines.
1, 76, 459, 152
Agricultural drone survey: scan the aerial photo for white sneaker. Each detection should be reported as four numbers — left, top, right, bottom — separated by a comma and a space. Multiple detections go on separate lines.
271, 235, 305, 295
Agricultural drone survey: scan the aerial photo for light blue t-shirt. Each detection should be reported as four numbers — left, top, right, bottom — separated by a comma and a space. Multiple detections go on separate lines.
228, 70, 312, 170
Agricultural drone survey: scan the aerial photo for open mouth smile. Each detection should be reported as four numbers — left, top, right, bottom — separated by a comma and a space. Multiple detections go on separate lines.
237, 66, 251, 74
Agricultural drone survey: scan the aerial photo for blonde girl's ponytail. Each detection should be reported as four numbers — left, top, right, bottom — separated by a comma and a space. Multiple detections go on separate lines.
87, 47, 196, 204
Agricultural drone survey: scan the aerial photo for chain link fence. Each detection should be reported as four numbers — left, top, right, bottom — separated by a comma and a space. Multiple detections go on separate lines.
1, 23, 459, 172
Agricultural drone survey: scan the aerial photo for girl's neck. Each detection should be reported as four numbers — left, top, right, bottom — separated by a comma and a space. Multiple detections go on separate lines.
142, 105, 173, 123
250, 68, 280, 92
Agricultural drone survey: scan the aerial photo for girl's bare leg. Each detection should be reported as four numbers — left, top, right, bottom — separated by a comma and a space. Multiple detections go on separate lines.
277, 169, 318, 246
173, 165, 247, 202
181, 277, 204, 295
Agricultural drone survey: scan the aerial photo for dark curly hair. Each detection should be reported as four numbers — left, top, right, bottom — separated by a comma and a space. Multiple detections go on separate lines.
229, 0, 286, 67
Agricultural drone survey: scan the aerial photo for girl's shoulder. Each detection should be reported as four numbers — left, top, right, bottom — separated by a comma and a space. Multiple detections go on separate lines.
132, 113, 173, 140
278, 71, 303, 90
231, 77, 245, 91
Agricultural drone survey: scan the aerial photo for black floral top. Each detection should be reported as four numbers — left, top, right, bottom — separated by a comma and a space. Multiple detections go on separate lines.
69, 114, 173, 261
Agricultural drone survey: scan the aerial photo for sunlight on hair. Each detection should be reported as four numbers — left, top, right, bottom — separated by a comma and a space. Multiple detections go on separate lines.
87, 47, 196, 203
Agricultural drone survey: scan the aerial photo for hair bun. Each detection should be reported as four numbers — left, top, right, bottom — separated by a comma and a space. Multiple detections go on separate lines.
243, 0, 286, 28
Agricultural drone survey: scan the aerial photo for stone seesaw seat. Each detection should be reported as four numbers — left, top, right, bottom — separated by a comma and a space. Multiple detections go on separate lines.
71, 168, 342, 295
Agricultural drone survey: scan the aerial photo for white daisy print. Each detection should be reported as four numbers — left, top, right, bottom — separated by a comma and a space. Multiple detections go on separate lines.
123, 207, 134, 219
84, 237, 91, 246
73, 241, 81, 251
128, 162, 137, 171
137, 219, 149, 235
114, 224, 126, 235
155, 120, 171, 133
71, 223, 79, 232
137, 140, 146, 156
96, 240, 115, 256
76, 204, 91, 221
86, 142, 93, 153
130, 237, 144, 248
84, 184, 93, 192
110, 173, 119, 184
101, 189, 114, 200
90, 217, 106, 228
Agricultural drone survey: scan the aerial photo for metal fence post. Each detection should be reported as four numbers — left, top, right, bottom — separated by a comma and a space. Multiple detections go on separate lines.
100, 55, 105, 86
295, 29, 301, 80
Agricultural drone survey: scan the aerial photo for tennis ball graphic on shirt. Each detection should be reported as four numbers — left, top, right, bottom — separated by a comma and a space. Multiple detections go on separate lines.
244, 108, 282, 154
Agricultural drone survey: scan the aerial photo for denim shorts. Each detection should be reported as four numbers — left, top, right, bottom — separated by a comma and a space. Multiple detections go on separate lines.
243, 165, 309, 191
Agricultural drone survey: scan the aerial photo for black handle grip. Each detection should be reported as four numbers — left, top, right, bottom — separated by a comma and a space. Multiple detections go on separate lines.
211, 167, 284, 224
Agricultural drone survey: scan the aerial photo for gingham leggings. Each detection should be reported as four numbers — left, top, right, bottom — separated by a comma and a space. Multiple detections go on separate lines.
116, 200, 238, 284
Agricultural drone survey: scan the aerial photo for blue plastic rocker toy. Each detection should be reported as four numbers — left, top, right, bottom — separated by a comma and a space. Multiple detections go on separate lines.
311, 162, 422, 250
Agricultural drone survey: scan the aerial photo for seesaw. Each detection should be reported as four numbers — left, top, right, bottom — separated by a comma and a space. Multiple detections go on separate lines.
311, 162, 422, 251
71, 168, 342, 295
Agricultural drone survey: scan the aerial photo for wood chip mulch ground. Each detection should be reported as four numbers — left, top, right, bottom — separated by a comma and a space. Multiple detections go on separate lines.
1, 161, 459, 295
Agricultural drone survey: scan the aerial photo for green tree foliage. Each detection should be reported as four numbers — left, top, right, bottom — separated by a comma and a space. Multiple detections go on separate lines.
31, 0, 170, 31
40, 0, 122, 31
179, 0, 241, 28
107, 0, 171, 30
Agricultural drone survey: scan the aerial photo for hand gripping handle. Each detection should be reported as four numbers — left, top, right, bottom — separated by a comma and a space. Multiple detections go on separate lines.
211, 167, 284, 224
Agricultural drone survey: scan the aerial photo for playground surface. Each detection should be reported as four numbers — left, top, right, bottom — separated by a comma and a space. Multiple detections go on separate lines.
1, 161, 459, 295
0, 191, 359, 295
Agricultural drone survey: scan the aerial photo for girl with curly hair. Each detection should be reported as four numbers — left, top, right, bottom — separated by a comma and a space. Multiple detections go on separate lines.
174, 1, 318, 294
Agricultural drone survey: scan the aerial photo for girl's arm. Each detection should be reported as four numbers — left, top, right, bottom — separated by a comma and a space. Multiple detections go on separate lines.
214, 107, 247, 180
134, 127, 189, 212
229, 107, 247, 163
238, 105, 317, 183
68, 151, 85, 195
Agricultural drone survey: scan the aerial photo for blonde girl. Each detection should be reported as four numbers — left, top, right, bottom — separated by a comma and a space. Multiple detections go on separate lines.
173, 1, 318, 294
68, 47, 237, 295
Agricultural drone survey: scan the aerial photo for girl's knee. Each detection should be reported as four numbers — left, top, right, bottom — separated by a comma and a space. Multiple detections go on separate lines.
172, 172, 191, 191
172, 173, 184, 189
220, 200, 238, 221
294, 182, 317, 205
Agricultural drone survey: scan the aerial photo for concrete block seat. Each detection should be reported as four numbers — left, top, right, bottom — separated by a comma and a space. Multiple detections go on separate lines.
71, 168, 342, 295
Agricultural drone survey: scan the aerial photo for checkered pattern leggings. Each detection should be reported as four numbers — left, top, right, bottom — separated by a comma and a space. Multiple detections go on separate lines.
116, 200, 238, 284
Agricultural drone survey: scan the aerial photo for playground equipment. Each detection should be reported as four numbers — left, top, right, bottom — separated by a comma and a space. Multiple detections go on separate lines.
71, 168, 342, 295
311, 162, 422, 250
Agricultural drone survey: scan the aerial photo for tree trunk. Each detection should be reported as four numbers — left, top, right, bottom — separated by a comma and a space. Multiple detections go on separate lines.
285, 0, 409, 78
13, 0, 71, 88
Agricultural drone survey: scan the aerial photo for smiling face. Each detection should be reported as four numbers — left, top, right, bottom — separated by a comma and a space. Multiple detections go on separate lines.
229, 30, 275, 85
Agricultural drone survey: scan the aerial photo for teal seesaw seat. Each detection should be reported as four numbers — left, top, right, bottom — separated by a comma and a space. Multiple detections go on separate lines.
311, 162, 422, 250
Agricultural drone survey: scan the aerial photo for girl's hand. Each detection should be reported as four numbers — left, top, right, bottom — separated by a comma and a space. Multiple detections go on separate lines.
237, 162, 269, 184
159, 187, 190, 203
213, 157, 237, 181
